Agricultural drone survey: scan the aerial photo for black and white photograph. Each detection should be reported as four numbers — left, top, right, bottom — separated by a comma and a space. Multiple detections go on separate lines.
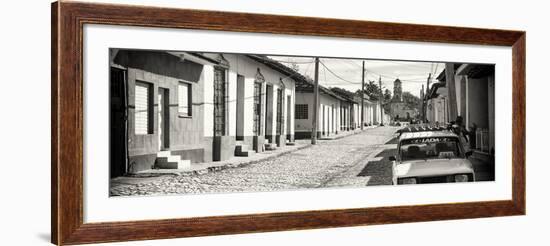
109, 49, 495, 196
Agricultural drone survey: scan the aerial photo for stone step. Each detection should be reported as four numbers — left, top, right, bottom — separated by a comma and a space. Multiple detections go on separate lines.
235, 144, 249, 152
156, 156, 181, 163
156, 159, 191, 169
155, 151, 191, 170
235, 150, 255, 157
265, 143, 277, 151
235, 144, 254, 157
155, 160, 179, 169
156, 151, 172, 158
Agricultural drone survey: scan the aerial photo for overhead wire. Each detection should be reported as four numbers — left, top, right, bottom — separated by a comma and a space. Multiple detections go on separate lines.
319, 60, 362, 85
271, 56, 437, 95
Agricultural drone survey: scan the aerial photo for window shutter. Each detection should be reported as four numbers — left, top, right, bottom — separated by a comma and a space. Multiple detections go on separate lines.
178, 83, 190, 116
135, 82, 149, 135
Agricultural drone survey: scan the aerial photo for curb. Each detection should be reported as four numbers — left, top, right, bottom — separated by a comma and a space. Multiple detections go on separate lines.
319, 126, 380, 141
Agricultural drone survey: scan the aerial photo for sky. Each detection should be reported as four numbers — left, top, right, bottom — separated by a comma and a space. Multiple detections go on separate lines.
268, 56, 445, 98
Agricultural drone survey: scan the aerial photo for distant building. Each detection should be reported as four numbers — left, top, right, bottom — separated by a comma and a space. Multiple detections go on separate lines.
389, 78, 418, 121
294, 82, 346, 139
353, 93, 378, 126
392, 78, 403, 101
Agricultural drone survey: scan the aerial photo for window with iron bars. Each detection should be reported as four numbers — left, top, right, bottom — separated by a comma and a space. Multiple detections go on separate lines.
253, 82, 262, 135
295, 104, 308, 119
213, 68, 226, 136
276, 89, 283, 135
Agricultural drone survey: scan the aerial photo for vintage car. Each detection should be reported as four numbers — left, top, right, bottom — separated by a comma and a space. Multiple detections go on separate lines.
390, 130, 475, 185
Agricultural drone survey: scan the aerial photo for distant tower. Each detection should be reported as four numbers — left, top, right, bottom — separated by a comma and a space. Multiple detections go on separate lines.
392, 78, 403, 102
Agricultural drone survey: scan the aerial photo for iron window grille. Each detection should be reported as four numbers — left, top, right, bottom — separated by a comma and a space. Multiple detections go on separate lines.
295, 104, 308, 119
253, 82, 262, 136
214, 68, 226, 136
276, 89, 283, 135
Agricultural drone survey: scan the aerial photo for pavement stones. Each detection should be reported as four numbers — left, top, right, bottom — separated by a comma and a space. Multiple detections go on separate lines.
110, 127, 399, 196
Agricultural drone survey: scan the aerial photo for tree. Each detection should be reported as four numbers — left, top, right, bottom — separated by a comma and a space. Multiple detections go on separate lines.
383, 89, 392, 102
360, 80, 380, 101
331, 87, 355, 99
401, 91, 422, 112
383, 89, 392, 113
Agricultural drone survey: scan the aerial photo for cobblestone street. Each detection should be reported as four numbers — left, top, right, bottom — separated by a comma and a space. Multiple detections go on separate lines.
110, 126, 399, 196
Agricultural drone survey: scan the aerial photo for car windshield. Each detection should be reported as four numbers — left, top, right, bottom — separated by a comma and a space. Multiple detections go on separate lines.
399, 137, 463, 161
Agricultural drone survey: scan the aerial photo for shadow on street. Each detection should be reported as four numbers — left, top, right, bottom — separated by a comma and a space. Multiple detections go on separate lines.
384, 137, 399, 145
357, 147, 397, 186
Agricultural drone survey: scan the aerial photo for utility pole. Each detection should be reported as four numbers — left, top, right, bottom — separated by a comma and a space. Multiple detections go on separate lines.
425, 73, 431, 122
378, 76, 384, 126
421, 84, 425, 122
361, 60, 365, 130
312, 57, 319, 145
445, 63, 458, 122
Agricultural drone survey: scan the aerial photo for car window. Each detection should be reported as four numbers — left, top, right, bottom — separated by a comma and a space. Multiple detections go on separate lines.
399, 137, 462, 161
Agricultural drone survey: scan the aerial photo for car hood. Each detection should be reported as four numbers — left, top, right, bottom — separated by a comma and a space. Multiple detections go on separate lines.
396, 158, 474, 178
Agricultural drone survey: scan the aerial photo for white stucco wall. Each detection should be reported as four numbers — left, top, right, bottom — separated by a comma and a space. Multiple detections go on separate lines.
295, 91, 341, 134
202, 65, 214, 137
358, 101, 376, 126
221, 54, 296, 138
228, 69, 238, 137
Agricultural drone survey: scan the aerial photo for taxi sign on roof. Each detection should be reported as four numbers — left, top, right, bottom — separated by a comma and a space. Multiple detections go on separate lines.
399, 131, 458, 140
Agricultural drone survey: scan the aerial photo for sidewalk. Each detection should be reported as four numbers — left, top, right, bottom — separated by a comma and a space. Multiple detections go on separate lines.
130, 142, 311, 177
111, 126, 383, 187
470, 151, 495, 182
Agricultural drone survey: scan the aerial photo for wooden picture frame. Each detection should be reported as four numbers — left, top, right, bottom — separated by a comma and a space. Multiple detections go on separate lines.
51, 1, 525, 245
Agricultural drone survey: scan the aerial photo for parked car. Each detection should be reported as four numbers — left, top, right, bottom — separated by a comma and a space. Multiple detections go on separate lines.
390, 130, 475, 185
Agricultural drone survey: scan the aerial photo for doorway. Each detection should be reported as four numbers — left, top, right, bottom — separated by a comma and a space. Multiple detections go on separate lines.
286, 95, 291, 139
265, 84, 273, 142
332, 104, 335, 133
276, 88, 282, 135
158, 88, 169, 151
109, 67, 127, 178
236, 75, 245, 140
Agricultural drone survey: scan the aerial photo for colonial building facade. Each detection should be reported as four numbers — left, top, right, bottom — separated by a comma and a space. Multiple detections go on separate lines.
425, 64, 495, 154
109, 50, 296, 177
294, 82, 345, 139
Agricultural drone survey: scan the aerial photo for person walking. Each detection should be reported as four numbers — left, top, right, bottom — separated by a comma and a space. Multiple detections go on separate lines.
468, 123, 478, 150
452, 116, 470, 152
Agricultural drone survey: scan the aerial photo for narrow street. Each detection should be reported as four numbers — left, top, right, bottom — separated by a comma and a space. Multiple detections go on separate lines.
110, 126, 399, 196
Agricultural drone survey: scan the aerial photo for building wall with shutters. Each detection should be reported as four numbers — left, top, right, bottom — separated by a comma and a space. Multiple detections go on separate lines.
202, 54, 297, 147
113, 50, 208, 172
112, 50, 301, 172
294, 92, 341, 137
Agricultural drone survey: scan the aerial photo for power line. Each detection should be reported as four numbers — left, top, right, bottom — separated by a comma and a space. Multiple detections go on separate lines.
301, 58, 313, 77
322, 63, 328, 86
319, 60, 362, 85
340, 59, 431, 83
267, 57, 315, 64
